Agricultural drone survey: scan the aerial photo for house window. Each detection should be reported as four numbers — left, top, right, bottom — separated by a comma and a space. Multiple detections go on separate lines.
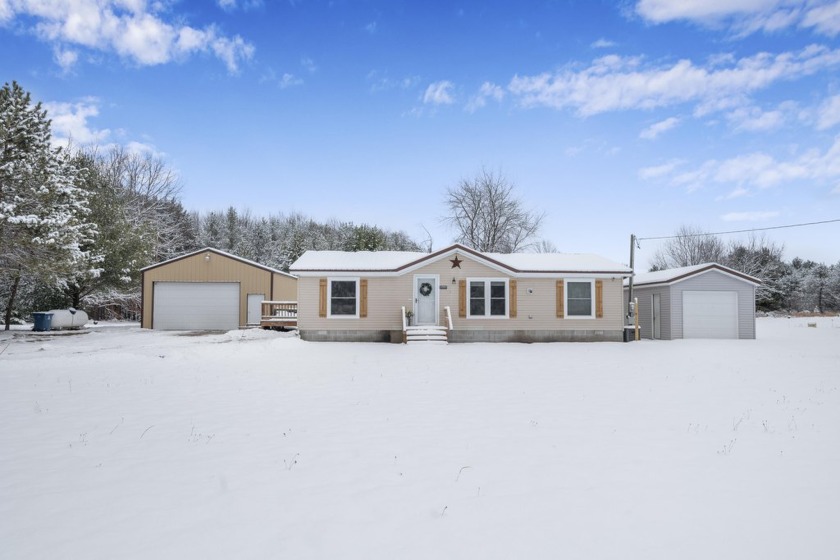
566, 280, 593, 317
468, 279, 508, 318
329, 278, 359, 317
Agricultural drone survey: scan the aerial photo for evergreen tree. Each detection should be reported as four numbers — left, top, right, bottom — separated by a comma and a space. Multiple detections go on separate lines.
0, 82, 97, 329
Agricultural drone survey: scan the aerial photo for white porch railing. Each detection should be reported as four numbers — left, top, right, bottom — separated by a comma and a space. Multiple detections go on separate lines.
401, 305, 455, 344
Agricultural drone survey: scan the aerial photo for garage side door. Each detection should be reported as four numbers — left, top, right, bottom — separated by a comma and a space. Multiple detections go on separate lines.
153, 282, 239, 330
682, 290, 738, 339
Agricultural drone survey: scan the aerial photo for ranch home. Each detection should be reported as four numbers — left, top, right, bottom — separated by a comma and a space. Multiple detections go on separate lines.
289, 243, 632, 343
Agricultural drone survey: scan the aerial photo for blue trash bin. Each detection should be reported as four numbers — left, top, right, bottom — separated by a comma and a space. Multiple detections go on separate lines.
32, 312, 54, 332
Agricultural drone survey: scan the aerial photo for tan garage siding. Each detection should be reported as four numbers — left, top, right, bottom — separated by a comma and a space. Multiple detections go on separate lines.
272, 273, 297, 301
142, 249, 295, 329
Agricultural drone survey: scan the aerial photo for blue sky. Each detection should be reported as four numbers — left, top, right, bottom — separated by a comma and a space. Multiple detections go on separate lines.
2, 0, 840, 268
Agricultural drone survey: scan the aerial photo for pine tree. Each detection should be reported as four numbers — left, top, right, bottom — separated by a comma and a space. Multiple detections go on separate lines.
0, 82, 97, 329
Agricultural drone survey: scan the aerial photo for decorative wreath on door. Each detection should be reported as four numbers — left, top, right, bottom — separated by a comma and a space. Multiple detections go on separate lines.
419, 282, 433, 297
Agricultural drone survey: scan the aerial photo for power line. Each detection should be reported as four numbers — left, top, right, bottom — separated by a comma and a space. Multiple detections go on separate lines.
637, 218, 840, 242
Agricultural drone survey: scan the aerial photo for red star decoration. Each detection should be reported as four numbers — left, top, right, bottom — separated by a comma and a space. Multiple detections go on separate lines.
450, 255, 463, 269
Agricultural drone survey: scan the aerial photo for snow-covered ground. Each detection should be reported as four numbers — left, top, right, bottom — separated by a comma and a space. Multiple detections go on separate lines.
2, 318, 839, 559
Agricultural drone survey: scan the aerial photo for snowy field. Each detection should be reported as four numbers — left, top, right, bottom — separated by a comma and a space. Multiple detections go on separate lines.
1, 318, 839, 559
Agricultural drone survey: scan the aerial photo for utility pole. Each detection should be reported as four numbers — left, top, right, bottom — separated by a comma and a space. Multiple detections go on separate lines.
627, 233, 636, 323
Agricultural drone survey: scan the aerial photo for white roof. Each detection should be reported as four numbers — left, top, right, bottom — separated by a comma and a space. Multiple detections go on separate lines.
485, 252, 630, 273
627, 262, 760, 286
141, 247, 297, 278
290, 244, 631, 275
291, 250, 429, 271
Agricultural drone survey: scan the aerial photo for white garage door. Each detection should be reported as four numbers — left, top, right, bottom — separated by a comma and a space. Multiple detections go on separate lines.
153, 282, 239, 330
682, 290, 738, 339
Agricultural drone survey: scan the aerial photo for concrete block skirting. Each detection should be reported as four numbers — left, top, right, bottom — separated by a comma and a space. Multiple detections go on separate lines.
300, 329, 623, 343
449, 329, 623, 343
299, 330, 394, 342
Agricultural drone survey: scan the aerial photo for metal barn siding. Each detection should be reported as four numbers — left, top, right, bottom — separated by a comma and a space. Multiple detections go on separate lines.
631, 285, 672, 340
670, 271, 755, 339
141, 249, 294, 329
627, 265, 758, 340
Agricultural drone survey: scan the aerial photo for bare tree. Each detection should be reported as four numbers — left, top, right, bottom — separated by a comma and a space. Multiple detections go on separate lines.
650, 225, 726, 270
533, 239, 559, 253
724, 234, 786, 308
443, 168, 544, 253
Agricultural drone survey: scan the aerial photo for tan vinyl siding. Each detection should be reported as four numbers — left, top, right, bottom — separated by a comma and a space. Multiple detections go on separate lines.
297, 254, 625, 332
142, 250, 293, 328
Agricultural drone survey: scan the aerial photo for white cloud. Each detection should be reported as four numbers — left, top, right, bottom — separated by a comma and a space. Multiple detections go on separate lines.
591, 38, 616, 48
508, 45, 840, 116
635, 0, 840, 37
801, 1, 840, 36
365, 21, 377, 34
53, 46, 79, 71
423, 81, 455, 105
366, 71, 420, 92
301, 56, 317, 73
639, 116, 680, 139
726, 101, 797, 131
721, 211, 781, 221
465, 82, 505, 112
216, 0, 264, 12
646, 135, 840, 193
259, 68, 303, 89
719, 186, 750, 199
44, 99, 111, 146
2, 0, 254, 72
278, 73, 303, 89
816, 94, 840, 129
638, 158, 686, 179
125, 140, 163, 157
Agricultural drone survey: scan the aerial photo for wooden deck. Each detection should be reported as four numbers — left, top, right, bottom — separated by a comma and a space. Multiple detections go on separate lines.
260, 301, 298, 330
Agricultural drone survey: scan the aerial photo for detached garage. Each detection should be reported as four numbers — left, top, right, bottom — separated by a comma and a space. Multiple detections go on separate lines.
625, 263, 760, 340
141, 248, 297, 330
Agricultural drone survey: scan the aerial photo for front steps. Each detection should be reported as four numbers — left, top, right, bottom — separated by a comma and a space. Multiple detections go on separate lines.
404, 325, 449, 344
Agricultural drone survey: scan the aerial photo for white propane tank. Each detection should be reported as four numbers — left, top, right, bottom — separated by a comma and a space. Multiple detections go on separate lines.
48, 308, 89, 329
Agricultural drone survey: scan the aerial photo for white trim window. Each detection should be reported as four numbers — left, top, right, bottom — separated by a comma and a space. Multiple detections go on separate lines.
468, 278, 508, 318
328, 278, 359, 318
566, 279, 594, 318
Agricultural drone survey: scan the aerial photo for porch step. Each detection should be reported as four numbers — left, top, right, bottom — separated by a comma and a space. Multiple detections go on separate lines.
405, 326, 449, 344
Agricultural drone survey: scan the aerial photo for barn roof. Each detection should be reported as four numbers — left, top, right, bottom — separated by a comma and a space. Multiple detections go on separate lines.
627, 263, 761, 287
140, 247, 297, 278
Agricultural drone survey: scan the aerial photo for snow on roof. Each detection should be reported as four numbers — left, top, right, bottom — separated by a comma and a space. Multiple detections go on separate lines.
627, 262, 760, 286
141, 247, 296, 277
290, 244, 631, 274
291, 250, 430, 271
485, 252, 631, 273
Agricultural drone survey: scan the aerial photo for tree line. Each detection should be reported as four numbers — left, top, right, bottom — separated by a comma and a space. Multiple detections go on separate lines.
650, 225, 840, 313
0, 82, 422, 327
2, 81, 837, 327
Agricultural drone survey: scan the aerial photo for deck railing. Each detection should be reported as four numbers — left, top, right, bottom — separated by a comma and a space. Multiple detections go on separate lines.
260, 301, 298, 329
444, 305, 453, 331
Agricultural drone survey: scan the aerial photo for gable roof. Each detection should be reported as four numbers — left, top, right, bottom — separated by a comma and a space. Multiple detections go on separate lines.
289, 243, 632, 276
627, 262, 761, 287
140, 247, 297, 278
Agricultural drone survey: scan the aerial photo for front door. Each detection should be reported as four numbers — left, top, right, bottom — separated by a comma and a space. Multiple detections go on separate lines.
414, 276, 438, 325
652, 293, 661, 339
